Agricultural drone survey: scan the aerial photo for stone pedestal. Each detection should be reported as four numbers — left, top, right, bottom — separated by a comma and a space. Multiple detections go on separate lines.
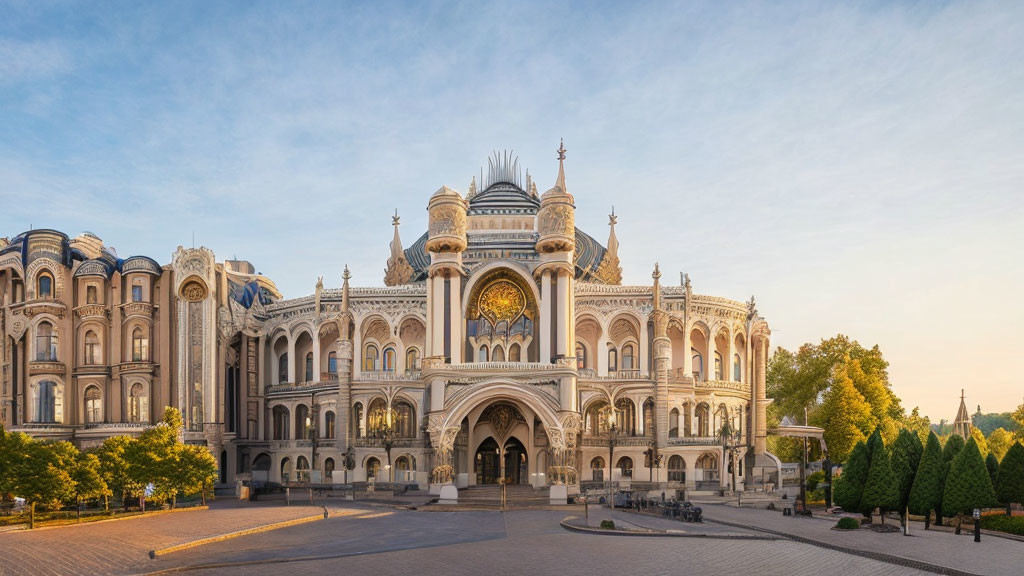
439, 485, 459, 505
549, 484, 569, 505
428, 483, 443, 495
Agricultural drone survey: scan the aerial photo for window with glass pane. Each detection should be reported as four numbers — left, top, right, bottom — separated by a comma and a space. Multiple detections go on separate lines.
129, 383, 148, 423
85, 386, 102, 423
35, 381, 57, 422
85, 331, 100, 365
622, 344, 635, 371
132, 328, 148, 361
304, 352, 313, 381
382, 348, 395, 372
132, 284, 143, 302
86, 285, 98, 304
36, 322, 58, 361
364, 345, 379, 372
38, 273, 53, 298
328, 352, 337, 374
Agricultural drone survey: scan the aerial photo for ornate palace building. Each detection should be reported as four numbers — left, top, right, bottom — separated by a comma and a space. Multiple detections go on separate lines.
1, 146, 773, 496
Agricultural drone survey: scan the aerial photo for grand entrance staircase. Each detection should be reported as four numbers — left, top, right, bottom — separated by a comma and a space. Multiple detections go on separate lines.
457, 484, 551, 507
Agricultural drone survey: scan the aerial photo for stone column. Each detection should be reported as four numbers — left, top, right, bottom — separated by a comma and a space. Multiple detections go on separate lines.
755, 338, 768, 454
556, 269, 570, 357
449, 272, 462, 364
727, 328, 736, 382
257, 334, 266, 440
597, 332, 609, 376
287, 335, 296, 384
540, 271, 552, 363
431, 272, 445, 359
311, 329, 320, 382
682, 324, 692, 379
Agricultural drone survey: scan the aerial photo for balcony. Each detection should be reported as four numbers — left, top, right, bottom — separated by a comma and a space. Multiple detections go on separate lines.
74, 304, 109, 321
120, 361, 154, 374
696, 379, 751, 394
578, 368, 649, 381
121, 301, 154, 318
353, 437, 425, 448
664, 436, 725, 446
18, 299, 67, 320
28, 361, 66, 376
266, 380, 339, 395
354, 370, 421, 382
581, 434, 653, 447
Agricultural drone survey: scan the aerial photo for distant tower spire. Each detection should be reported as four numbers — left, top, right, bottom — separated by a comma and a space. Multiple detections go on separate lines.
594, 205, 622, 284
555, 138, 567, 192
467, 176, 477, 199
384, 209, 414, 286
953, 389, 972, 439
652, 262, 662, 310
342, 265, 351, 312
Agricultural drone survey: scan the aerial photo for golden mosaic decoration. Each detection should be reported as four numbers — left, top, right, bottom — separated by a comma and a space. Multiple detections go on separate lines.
478, 279, 526, 327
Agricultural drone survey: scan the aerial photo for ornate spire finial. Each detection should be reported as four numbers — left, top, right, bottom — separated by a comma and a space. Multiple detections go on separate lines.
609, 205, 617, 227
653, 262, 661, 280
343, 264, 351, 282
385, 208, 414, 286
392, 209, 400, 227
468, 176, 477, 198
555, 138, 567, 192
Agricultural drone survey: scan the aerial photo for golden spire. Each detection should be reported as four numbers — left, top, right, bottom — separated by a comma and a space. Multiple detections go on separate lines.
385, 209, 413, 285
555, 138, 567, 192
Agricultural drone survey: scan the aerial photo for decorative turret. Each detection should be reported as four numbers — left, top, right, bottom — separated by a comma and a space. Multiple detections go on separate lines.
384, 210, 415, 285
426, 186, 468, 254
467, 176, 477, 199
341, 264, 350, 312
594, 206, 622, 284
953, 389, 972, 439
536, 140, 575, 254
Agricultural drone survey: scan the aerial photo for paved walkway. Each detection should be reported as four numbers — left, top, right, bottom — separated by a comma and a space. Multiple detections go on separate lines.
0, 501, 330, 576
695, 503, 1022, 576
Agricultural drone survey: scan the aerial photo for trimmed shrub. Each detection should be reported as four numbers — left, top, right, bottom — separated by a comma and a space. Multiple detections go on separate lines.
980, 514, 1024, 536
834, 441, 869, 513
836, 517, 860, 530
996, 442, 1024, 510
942, 437, 997, 517
908, 432, 944, 528
891, 428, 923, 513
599, 520, 615, 530
985, 452, 999, 485
862, 438, 899, 520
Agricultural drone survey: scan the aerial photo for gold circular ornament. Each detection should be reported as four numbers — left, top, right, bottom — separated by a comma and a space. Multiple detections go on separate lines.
180, 279, 208, 302
478, 279, 526, 327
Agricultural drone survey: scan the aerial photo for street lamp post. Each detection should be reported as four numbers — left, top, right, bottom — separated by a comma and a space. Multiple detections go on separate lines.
607, 414, 618, 509
371, 407, 397, 483
719, 417, 741, 493
645, 439, 663, 483
308, 391, 319, 483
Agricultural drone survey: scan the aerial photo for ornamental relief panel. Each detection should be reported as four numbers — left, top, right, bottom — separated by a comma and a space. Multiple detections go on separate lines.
429, 205, 467, 239
539, 205, 573, 238
25, 258, 65, 299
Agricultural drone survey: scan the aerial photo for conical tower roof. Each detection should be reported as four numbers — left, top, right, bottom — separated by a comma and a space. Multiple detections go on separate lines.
953, 389, 972, 439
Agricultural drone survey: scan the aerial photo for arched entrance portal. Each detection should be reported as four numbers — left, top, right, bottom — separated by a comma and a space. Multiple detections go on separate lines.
474, 436, 529, 485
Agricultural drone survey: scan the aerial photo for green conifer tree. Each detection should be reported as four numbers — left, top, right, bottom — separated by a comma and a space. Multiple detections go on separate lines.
942, 438, 996, 523
833, 441, 869, 515
936, 434, 965, 525
908, 432, 943, 529
890, 428, 923, 517
995, 442, 1024, 515
985, 452, 999, 486
861, 433, 899, 522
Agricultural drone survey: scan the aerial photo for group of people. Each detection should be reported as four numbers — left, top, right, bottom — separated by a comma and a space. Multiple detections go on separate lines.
627, 495, 703, 523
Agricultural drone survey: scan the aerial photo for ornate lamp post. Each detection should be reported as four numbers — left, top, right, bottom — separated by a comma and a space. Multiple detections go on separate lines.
370, 406, 398, 483
645, 439, 664, 483
719, 417, 741, 493
306, 391, 319, 483
607, 410, 619, 508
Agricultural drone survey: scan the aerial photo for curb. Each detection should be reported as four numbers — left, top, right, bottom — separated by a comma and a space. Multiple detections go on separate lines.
148, 513, 325, 558
704, 515, 986, 576
559, 516, 779, 540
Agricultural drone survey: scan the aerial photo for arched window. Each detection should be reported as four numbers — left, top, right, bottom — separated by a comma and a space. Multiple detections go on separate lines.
273, 406, 290, 440
278, 353, 288, 383
608, 347, 618, 372
590, 456, 605, 481
132, 327, 148, 362
84, 330, 100, 365
696, 403, 710, 437
575, 343, 586, 370
353, 402, 363, 438
714, 352, 723, 380
478, 345, 489, 362
733, 354, 741, 381
325, 410, 336, 439
509, 343, 521, 362
328, 352, 337, 375
395, 401, 416, 438
304, 352, 313, 381
366, 457, 381, 480
405, 348, 419, 372
295, 404, 310, 439
35, 322, 58, 361
616, 456, 633, 478
615, 398, 636, 435
324, 458, 335, 480
37, 272, 53, 298
281, 457, 292, 482
643, 398, 654, 436
296, 456, 310, 482
621, 343, 635, 371
34, 380, 59, 423
492, 346, 505, 362
691, 349, 703, 380
683, 403, 693, 437
363, 344, 379, 372
668, 455, 686, 483
129, 383, 148, 423
85, 386, 102, 424
669, 408, 680, 438
86, 285, 98, 304
382, 347, 396, 372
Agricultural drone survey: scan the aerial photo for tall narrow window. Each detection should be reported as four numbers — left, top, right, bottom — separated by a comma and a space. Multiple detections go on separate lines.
478, 345, 489, 362
364, 344, 379, 372
86, 285, 98, 304
36, 322, 58, 361
622, 344, 635, 371
691, 350, 703, 380
328, 352, 338, 375
509, 343, 521, 362
132, 284, 143, 302
35, 381, 58, 423
325, 411, 336, 439
129, 383, 148, 423
382, 347, 396, 372
278, 354, 288, 383
714, 352, 723, 380
733, 354, 741, 381
353, 402, 363, 438
37, 272, 53, 298
575, 343, 586, 369
85, 331, 100, 365
304, 352, 314, 381
492, 346, 505, 362
405, 348, 419, 372
132, 327, 148, 362
608, 348, 618, 372
85, 386, 102, 424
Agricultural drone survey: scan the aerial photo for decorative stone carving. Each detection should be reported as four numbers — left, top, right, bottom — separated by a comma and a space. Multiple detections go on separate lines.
180, 279, 208, 302
426, 188, 468, 253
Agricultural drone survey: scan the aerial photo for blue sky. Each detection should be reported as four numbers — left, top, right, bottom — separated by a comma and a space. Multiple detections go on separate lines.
2, 1, 1022, 421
